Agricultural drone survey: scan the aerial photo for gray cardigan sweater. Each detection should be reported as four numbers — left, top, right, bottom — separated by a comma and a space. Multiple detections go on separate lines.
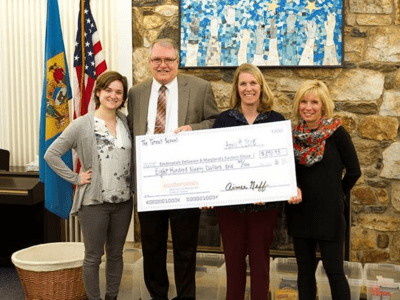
44, 111, 131, 215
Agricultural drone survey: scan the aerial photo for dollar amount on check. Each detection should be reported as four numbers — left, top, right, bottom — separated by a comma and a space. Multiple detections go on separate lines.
135, 120, 297, 212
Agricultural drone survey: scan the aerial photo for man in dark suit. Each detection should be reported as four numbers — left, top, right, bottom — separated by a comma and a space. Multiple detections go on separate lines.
127, 38, 219, 300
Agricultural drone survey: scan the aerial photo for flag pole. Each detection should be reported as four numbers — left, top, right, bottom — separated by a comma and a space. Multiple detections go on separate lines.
80, 0, 85, 115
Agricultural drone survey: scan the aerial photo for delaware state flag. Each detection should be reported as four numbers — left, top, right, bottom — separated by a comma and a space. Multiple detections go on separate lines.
39, 0, 73, 219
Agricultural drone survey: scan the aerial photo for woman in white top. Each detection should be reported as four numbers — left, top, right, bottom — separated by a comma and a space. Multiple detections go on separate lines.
45, 71, 132, 300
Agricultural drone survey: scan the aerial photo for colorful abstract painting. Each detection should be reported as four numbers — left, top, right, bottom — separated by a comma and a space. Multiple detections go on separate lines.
180, 0, 343, 68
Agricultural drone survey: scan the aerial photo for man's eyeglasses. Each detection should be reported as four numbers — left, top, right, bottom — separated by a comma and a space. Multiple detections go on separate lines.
150, 58, 177, 66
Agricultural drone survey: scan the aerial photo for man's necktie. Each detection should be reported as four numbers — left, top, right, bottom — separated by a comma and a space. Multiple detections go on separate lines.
155, 85, 167, 134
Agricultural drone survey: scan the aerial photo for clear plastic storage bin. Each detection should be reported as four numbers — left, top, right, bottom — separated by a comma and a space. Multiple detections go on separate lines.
100, 247, 143, 299
364, 263, 400, 300
243, 256, 273, 299
270, 257, 299, 300
316, 260, 363, 300
196, 252, 226, 300
136, 250, 226, 300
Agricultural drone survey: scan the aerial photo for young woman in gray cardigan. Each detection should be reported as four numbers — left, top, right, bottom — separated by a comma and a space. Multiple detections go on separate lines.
44, 71, 133, 300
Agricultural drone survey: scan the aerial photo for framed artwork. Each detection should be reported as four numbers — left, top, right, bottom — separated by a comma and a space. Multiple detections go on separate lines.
179, 0, 343, 68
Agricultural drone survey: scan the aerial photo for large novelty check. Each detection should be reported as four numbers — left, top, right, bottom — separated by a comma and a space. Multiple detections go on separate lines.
136, 120, 297, 212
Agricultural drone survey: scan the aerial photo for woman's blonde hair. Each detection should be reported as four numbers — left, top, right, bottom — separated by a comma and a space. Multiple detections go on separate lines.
230, 63, 274, 113
292, 79, 334, 123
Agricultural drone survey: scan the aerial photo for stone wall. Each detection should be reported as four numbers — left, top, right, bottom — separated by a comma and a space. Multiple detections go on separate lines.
131, 0, 400, 263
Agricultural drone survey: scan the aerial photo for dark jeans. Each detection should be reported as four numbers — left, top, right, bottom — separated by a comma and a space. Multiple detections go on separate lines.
139, 208, 201, 300
293, 232, 350, 300
78, 200, 133, 300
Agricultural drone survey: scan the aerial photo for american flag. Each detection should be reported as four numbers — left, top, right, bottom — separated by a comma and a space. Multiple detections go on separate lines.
73, 0, 107, 118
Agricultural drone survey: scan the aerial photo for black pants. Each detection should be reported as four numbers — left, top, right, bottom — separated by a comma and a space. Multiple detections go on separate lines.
293, 233, 350, 300
139, 208, 201, 300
